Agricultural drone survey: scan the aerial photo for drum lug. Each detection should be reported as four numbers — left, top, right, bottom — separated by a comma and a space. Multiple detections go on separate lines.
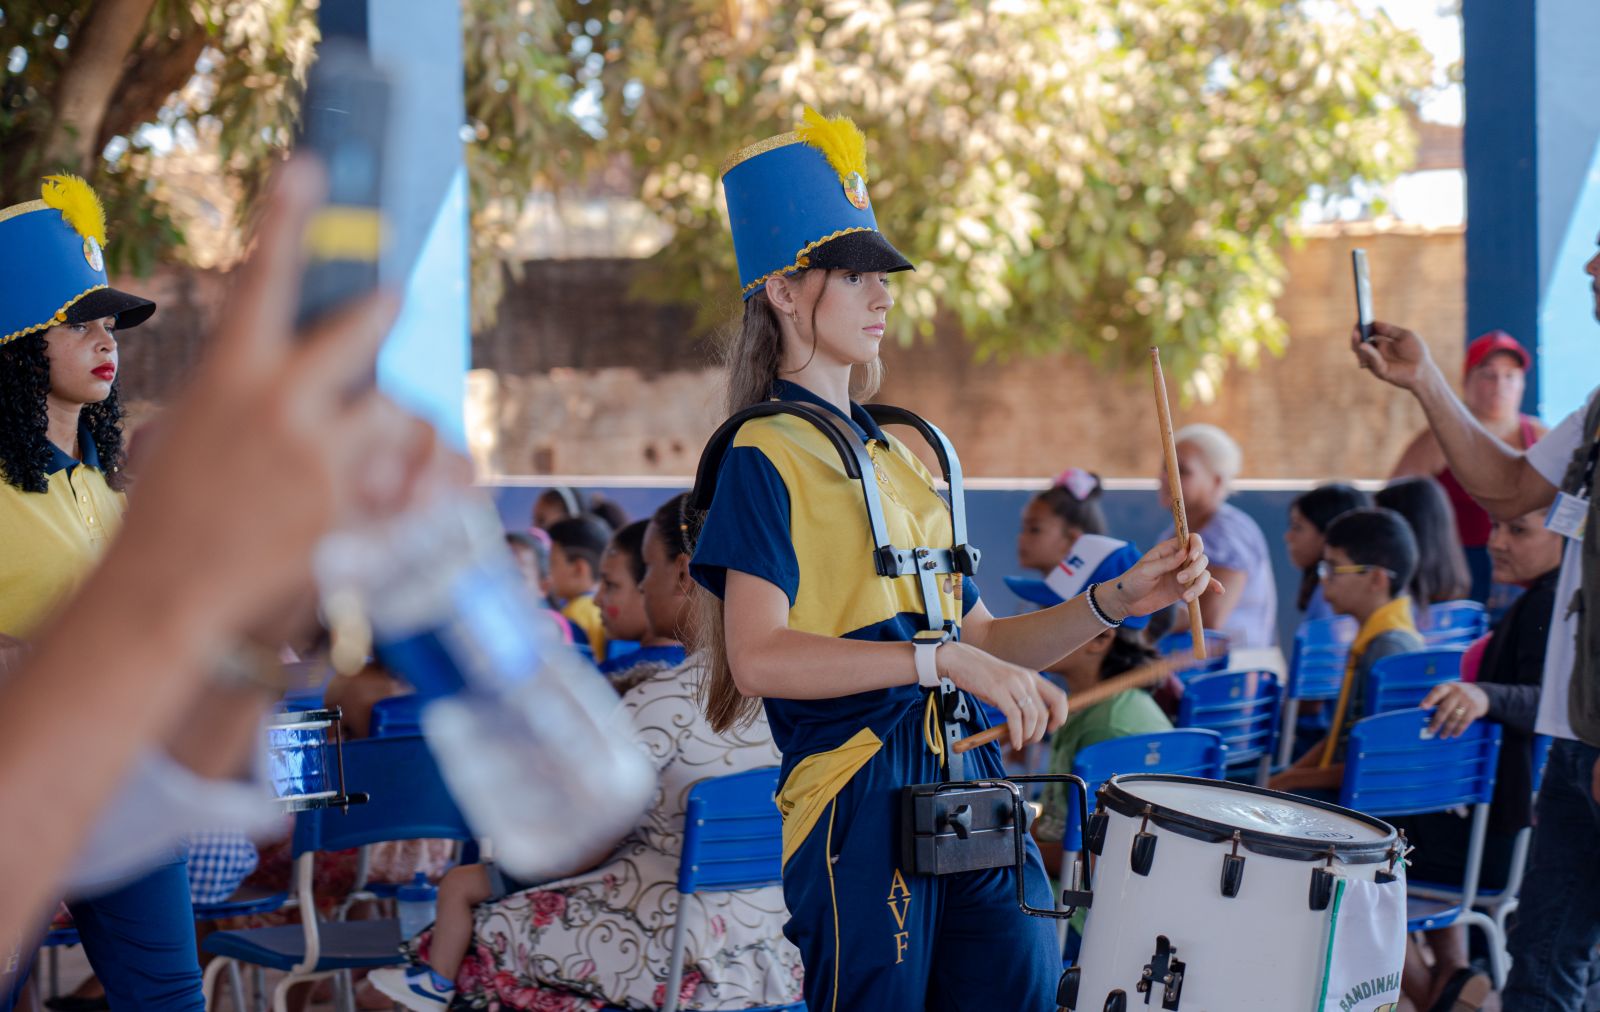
1135, 934, 1185, 1009
1129, 806, 1158, 876
1086, 811, 1109, 856
1309, 867, 1335, 911
1056, 966, 1080, 1009
1102, 990, 1127, 1012
1220, 830, 1245, 898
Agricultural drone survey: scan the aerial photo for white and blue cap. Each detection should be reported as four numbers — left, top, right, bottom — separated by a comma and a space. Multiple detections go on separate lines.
1003, 534, 1150, 630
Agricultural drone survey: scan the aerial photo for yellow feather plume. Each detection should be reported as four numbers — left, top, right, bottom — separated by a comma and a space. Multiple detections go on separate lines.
40, 174, 108, 247
796, 107, 868, 184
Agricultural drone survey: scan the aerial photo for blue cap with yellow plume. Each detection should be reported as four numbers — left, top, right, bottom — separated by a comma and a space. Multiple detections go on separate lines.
721, 108, 912, 300
0, 175, 156, 348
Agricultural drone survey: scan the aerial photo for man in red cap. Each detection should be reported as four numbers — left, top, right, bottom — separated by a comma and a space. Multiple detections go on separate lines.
1392, 330, 1548, 601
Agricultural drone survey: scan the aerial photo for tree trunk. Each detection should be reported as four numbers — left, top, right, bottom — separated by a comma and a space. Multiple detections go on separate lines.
42, 0, 160, 174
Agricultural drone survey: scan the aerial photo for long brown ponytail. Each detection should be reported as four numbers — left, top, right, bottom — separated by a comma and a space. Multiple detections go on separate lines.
695, 271, 886, 733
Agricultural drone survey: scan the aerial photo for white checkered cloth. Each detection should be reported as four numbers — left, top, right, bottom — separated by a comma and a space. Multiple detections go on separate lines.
186, 831, 260, 906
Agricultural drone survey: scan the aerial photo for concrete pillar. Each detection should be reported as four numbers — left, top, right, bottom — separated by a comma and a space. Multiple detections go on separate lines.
1464, 0, 1600, 421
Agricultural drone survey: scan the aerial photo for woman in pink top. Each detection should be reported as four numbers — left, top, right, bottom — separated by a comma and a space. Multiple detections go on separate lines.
1392, 331, 1546, 602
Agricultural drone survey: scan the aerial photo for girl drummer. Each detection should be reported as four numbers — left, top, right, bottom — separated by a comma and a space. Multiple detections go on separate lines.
688, 110, 1220, 1010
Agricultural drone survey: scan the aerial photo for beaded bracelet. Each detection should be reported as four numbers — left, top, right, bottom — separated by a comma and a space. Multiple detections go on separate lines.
1085, 582, 1125, 629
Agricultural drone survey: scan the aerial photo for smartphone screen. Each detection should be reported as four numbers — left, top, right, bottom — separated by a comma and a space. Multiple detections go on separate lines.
1352, 248, 1374, 343
294, 41, 391, 332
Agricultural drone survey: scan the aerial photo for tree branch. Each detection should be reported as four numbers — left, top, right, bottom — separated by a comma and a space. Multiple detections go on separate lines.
43, 0, 160, 173
94, 15, 210, 154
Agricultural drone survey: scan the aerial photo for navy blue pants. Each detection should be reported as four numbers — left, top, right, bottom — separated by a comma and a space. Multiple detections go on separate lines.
1502, 739, 1600, 1010
67, 857, 205, 1011
781, 707, 1060, 1012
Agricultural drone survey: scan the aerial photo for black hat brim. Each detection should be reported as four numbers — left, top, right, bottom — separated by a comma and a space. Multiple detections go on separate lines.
66, 288, 156, 331
805, 230, 914, 275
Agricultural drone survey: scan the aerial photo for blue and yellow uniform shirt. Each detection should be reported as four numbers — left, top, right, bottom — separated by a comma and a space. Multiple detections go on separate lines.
690, 380, 980, 780
0, 426, 125, 636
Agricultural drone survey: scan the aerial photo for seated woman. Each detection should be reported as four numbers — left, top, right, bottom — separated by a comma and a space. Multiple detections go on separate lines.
1375, 476, 1473, 618
1390, 506, 1561, 1012
371, 494, 800, 1011
1159, 425, 1278, 648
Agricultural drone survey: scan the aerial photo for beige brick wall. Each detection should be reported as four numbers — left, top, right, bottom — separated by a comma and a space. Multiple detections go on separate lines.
467, 225, 1469, 480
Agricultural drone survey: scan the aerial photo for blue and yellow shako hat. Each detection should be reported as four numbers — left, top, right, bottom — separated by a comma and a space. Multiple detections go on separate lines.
721, 108, 913, 300
0, 175, 155, 348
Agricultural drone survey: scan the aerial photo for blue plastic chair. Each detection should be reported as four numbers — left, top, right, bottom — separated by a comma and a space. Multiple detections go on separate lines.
1155, 629, 1231, 681
1061, 729, 1227, 853
603, 767, 804, 1012
1178, 670, 1282, 785
201, 735, 475, 1012
1277, 615, 1358, 767
1365, 648, 1465, 715
1339, 708, 1505, 986
1421, 600, 1488, 648
369, 694, 423, 737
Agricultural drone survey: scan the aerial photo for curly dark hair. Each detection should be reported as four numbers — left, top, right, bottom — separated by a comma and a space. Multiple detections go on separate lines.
0, 333, 126, 493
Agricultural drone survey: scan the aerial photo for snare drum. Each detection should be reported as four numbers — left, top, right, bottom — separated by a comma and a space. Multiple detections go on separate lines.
1067, 775, 1405, 1012
267, 707, 360, 811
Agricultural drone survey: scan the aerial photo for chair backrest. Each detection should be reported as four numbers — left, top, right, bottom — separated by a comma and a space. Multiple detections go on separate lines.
1340, 708, 1501, 817
1287, 615, 1358, 701
370, 694, 424, 737
1177, 669, 1282, 767
1421, 600, 1488, 648
1063, 730, 1227, 850
1365, 648, 1464, 715
678, 767, 783, 895
1156, 630, 1231, 681
291, 735, 475, 858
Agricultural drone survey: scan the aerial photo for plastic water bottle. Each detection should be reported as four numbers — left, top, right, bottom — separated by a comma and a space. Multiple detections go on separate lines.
314, 489, 656, 880
396, 872, 438, 939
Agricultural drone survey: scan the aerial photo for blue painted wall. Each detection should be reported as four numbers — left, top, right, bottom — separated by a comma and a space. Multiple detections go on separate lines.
485, 481, 1306, 647
1464, 0, 1600, 422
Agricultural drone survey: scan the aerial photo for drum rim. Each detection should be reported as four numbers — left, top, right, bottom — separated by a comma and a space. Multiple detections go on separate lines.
1099, 774, 1397, 863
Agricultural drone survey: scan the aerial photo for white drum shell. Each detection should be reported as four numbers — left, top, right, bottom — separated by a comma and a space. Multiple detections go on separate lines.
1073, 785, 1402, 1012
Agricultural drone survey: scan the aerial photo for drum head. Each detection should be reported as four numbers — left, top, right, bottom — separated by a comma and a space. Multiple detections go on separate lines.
1101, 774, 1396, 860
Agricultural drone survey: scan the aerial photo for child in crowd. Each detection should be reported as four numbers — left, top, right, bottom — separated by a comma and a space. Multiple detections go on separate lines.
1283, 483, 1371, 623
532, 486, 627, 535
1375, 477, 1472, 609
504, 531, 579, 646
596, 520, 686, 687
1269, 508, 1424, 796
546, 516, 613, 662
1008, 469, 1142, 608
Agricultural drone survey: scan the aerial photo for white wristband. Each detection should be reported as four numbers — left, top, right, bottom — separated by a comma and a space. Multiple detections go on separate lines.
913, 634, 946, 688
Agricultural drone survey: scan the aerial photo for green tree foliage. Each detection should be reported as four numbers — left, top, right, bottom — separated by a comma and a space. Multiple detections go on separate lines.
0, 1, 1433, 380
545, 0, 1433, 384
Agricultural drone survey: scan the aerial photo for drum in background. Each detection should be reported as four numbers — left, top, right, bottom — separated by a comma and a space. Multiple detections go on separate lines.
267, 707, 361, 811
1067, 774, 1404, 1012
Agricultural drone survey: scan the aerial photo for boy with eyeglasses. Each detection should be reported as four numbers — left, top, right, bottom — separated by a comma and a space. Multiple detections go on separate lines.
1270, 508, 1424, 795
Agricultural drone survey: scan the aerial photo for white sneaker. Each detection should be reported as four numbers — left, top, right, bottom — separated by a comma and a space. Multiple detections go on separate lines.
368, 966, 455, 1010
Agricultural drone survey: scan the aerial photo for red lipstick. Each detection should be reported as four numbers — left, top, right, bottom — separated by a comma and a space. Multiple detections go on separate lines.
91, 364, 116, 381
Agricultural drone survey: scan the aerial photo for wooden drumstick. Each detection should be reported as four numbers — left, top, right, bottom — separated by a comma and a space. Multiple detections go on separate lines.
949, 658, 1178, 754
1151, 347, 1208, 660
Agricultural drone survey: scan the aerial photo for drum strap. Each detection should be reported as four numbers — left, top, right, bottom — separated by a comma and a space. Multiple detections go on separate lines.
690, 400, 982, 776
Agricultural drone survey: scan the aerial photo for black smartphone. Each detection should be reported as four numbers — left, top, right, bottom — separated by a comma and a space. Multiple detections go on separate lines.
1352, 248, 1374, 344
294, 41, 392, 331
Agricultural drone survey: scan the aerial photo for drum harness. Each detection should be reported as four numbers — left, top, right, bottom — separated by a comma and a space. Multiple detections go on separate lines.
690, 401, 1094, 916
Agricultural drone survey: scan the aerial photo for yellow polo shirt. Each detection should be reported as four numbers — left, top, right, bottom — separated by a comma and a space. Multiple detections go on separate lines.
0, 433, 125, 637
